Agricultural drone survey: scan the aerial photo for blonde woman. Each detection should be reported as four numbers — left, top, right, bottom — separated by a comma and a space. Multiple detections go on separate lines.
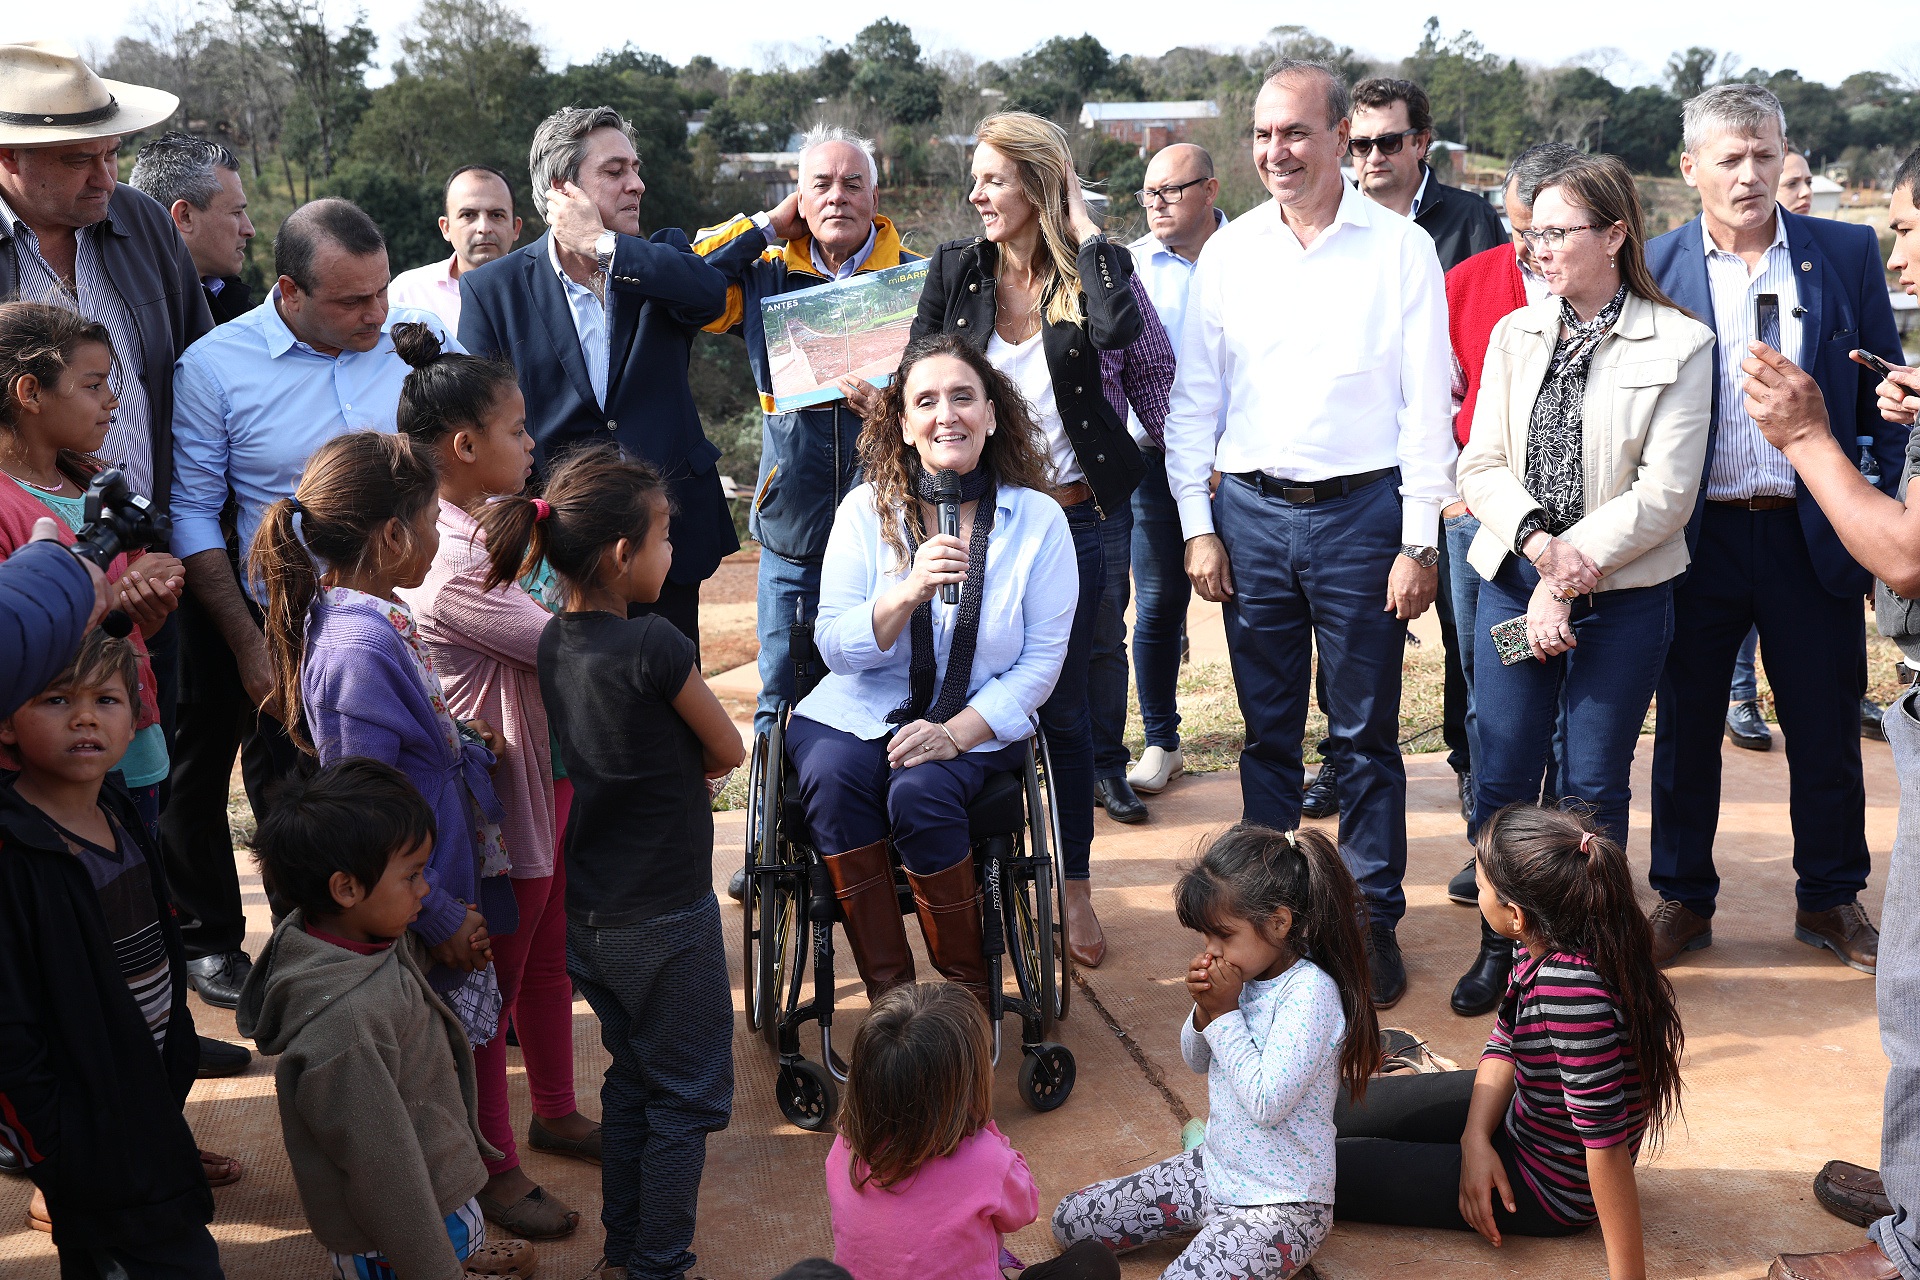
910, 111, 1176, 967
1455, 153, 1714, 1006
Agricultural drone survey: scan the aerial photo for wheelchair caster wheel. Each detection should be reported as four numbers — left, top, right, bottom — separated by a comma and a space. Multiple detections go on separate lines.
777, 1059, 838, 1131
1017, 1042, 1075, 1112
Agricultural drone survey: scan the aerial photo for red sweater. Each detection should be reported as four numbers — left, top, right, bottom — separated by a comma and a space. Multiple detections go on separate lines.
1446, 244, 1529, 449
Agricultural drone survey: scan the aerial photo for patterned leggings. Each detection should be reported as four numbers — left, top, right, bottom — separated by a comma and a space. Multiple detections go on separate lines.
1051, 1148, 1331, 1280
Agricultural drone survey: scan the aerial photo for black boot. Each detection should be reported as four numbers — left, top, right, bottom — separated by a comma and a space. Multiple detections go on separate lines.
1451, 916, 1514, 1017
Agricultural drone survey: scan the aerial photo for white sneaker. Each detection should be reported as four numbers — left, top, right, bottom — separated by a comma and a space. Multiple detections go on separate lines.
1127, 746, 1184, 794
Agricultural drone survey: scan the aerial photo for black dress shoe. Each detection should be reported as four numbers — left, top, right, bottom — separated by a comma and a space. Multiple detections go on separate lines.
727, 865, 748, 902
1864, 698, 1888, 743
1301, 763, 1340, 820
1366, 921, 1407, 1009
1094, 776, 1148, 824
1446, 856, 1479, 906
1456, 770, 1473, 826
185, 951, 252, 1010
1725, 699, 1773, 751
1451, 928, 1515, 1017
197, 1036, 252, 1078
0, 1144, 20, 1174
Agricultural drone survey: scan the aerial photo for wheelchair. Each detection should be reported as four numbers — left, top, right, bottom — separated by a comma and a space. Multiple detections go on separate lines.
741, 607, 1077, 1131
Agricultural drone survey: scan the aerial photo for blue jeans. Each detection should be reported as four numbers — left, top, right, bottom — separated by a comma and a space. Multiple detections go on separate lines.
1215, 472, 1409, 925
1040, 500, 1104, 880
1131, 446, 1189, 751
754, 550, 821, 735
1471, 559, 1673, 850
1442, 513, 1483, 787
1089, 501, 1135, 779
1730, 626, 1760, 703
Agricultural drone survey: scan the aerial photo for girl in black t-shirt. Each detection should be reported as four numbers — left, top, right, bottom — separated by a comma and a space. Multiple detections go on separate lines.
479, 445, 745, 1278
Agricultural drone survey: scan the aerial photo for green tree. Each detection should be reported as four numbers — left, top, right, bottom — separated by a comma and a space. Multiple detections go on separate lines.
540, 47, 707, 234
258, 0, 375, 178
988, 34, 1143, 122
1755, 69, 1847, 161
1404, 19, 1531, 156
1606, 85, 1684, 175
848, 20, 944, 124
1664, 47, 1739, 100
1252, 26, 1372, 88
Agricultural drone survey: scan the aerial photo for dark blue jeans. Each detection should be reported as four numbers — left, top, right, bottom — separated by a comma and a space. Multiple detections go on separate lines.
1442, 512, 1483, 790
754, 549, 821, 735
1471, 559, 1673, 850
785, 714, 1025, 875
1089, 500, 1135, 779
1130, 446, 1189, 752
1041, 500, 1104, 880
1215, 472, 1409, 924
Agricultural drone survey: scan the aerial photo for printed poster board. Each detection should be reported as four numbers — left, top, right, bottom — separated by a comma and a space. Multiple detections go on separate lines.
760, 258, 930, 412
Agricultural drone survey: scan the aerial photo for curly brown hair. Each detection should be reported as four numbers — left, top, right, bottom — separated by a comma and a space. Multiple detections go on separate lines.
857, 334, 1054, 572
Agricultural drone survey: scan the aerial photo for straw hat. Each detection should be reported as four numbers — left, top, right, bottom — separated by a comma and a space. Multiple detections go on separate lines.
0, 41, 179, 148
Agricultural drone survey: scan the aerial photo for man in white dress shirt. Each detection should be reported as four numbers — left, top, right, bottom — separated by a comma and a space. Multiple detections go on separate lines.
1161, 59, 1455, 1008
386, 164, 522, 330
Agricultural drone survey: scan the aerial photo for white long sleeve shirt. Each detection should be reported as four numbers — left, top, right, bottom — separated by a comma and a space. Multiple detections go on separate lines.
1161, 185, 1457, 547
1180, 957, 1347, 1207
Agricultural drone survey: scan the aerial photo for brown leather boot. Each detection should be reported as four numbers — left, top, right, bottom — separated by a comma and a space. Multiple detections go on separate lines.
1767, 1242, 1900, 1280
821, 840, 915, 999
1797, 902, 1879, 973
906, 857, 991, 1007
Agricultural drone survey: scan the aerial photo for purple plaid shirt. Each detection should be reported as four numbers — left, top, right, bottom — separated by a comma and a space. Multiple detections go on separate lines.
1099, 275, 1177, 447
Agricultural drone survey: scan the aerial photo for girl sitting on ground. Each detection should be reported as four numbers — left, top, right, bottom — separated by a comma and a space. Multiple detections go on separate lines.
1330, 803, 1684, 1280
389, 321, 594, 1241
1051, 824, 1379, 1279
828, 981, 1118, 1280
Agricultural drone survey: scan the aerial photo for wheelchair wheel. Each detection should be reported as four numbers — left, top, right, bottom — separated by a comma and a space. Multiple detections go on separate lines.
742, 728, 771, 1034
1017, 1042, 1076, 1112
746, 718, 804, 1046
777, 1058, 838, 1131
1029, 730, 1072, 1024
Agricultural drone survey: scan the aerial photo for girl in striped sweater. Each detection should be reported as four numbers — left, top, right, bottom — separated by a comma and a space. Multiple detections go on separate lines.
1332, 803, 1684, 1280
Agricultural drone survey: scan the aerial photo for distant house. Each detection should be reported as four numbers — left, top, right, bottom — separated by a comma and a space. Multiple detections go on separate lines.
1808, 174, 1844, 217
1078, 101, 1220, 156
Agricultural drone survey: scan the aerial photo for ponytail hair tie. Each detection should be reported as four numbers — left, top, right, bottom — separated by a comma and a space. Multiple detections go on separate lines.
287, 496, 304, 515
1283, 829, 1297, 848
532, 498, 552, 523
1579, 830, 1595, 855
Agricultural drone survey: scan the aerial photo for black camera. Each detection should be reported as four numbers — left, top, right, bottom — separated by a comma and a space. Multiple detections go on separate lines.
69, 469, 173, 639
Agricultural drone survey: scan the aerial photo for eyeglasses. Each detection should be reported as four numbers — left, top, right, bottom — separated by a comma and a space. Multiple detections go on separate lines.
1134, 177, 1207, 207
1347, 129, 1423, 158
1518, 224, 1602, 250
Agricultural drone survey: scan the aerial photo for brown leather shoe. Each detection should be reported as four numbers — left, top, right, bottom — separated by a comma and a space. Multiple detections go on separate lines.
1063, 878, 1106, 969
906, 857, 990, 1007
1816, 1160, 1893, 1227
1797, 902, 1880, 974
822, 840, 916, 998
1649, 899, 1712, 968
1768, 1242, 1900, 1279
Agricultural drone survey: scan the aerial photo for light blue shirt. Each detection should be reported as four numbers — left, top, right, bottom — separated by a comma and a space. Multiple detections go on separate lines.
547, 233, 609, 409
794, 481, 1076, 749
169, 287, 460, 583
1126, 208, 1227, 447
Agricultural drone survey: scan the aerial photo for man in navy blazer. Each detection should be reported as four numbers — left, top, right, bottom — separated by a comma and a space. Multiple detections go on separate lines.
1643, 84, 1905, 974
459, 105, 736, 652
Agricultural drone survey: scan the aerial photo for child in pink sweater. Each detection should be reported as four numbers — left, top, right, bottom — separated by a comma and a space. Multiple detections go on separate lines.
826, 983, 1117, 1280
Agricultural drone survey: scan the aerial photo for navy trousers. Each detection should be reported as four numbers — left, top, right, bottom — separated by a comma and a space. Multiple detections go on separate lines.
1215, 472, 1409, 924
1088, 501, 1136, 780
1650, 504, 1870, 917
1038, 500, 1104, 879
786, 715, 1026, 875
1471, 560, 1673, 850
1131, 445, 1191, 752
568, 894, 733, 1279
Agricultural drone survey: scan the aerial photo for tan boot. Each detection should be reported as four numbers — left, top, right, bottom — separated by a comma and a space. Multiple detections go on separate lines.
906, 857, 991, 1007
1063, 878, 1106, 968
821, 840, 916, 999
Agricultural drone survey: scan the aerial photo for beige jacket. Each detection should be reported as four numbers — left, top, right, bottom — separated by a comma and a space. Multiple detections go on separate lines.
1459, 291, 1715, 592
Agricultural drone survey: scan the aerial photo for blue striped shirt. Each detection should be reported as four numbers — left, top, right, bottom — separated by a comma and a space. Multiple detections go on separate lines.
1702, 211, 1802, 501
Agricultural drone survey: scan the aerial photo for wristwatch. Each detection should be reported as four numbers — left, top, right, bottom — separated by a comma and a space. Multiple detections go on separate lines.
593, 229, 617, 271
1399, 544, 1440, 568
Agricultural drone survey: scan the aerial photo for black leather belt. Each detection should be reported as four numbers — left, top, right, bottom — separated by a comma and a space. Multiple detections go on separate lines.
1708, 495, 1795, 511
1231, 467, 1397, 504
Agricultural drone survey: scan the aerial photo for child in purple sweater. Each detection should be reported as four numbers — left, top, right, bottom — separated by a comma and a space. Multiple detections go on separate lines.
252, 432, 523, 1064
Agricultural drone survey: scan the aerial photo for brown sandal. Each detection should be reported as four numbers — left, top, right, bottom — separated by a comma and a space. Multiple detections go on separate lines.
465, 1237, 538, 1278
477, 1185, 579, 1240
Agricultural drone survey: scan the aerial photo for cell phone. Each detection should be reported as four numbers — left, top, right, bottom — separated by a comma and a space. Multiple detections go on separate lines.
1489, 614, 1535, 666
1852, 348, 1898, 378
1755, 293, 1781, 352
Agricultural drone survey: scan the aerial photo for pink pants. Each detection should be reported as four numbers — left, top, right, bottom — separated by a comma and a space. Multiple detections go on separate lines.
474, 779, 577, 1175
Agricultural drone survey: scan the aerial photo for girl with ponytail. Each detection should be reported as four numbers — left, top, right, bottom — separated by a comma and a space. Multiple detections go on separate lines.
1330, 802, 1681, 1280
250, 431, 526, 1083
1051, 824, 1377, 1280
387, 322, 593, 1239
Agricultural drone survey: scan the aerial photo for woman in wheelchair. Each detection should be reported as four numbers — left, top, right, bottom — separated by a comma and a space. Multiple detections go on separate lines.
785, 334, 1078, 1006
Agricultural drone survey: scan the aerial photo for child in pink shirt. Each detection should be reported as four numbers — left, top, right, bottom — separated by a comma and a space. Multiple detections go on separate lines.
825, 983, 1117, 1280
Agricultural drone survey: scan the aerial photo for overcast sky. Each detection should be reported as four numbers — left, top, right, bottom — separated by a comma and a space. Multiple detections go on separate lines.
48, 1, 1920, 95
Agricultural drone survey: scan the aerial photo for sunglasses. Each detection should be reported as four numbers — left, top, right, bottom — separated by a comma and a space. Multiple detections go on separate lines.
1348, 128, 1424, 158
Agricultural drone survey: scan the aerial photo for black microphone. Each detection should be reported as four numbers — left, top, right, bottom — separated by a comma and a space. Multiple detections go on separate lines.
935, 468, 961, 605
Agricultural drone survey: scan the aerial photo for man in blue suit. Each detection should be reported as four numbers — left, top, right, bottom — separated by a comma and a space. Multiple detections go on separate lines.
459, 105, 736, 653
1644, 83, 1906, 973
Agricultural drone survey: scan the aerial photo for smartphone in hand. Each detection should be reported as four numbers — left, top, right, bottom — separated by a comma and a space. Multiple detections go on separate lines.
1852, 348, 1900, 378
